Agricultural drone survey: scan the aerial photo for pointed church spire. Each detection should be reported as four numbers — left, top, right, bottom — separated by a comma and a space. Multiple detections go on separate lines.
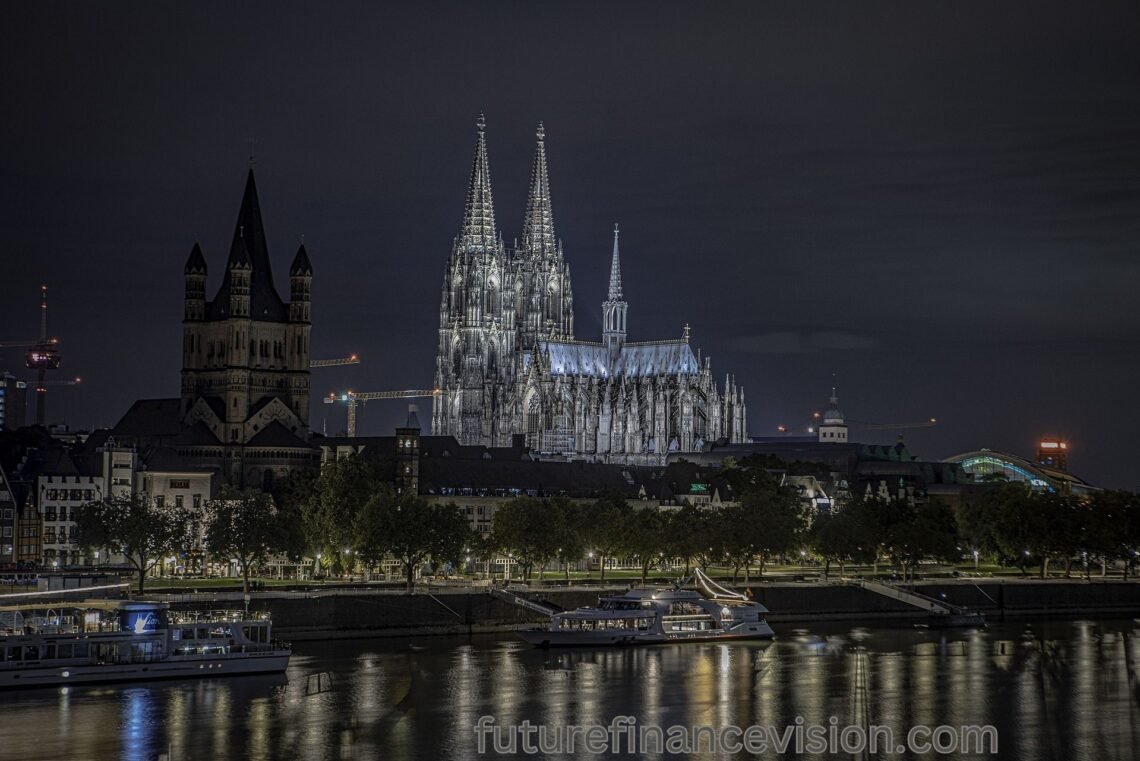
607, 223, 623, 300
521, 122, 556, 259
229, 168, 271, 277
603, 223, 627, 360
208, 167, 287, 321
458, 113, 498, 254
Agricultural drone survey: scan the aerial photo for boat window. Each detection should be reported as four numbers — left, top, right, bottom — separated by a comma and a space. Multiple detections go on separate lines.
45, 644, 57, 659
58, 644, 73, 658
196, 628, 209, 640
73, 643, 88, 658
6, 646, 19, 661
23, 646, 39, 661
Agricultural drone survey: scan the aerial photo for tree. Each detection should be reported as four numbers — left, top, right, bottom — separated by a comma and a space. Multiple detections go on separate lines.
303, 454, 387, 574
204, 489, 286, 596
810, 508, 875, 579
661, 504, 726, 576
885, 501, 960, 581
854, 495, 913, 576
625, 508, 666, 584
585, 493, 634, 581
356, 489, 472, 592
730, 473, 806, 579
492, 497, 562, 581
76, 493, 192, 594
550, 497, 588, 581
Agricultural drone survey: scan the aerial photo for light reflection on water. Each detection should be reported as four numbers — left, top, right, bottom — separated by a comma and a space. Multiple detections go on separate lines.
2, 620, 1140, 759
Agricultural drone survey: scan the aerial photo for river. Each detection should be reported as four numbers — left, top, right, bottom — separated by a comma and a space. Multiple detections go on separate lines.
3, 618, 1140, 759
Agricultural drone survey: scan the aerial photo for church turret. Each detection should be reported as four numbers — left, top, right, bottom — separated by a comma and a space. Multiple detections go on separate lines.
818, 387, 848, 443
183, 243, 207, 373
183, 243, 207, 321
226, 236, 252, 320
289, 244, 312, 324
602, 223, 627, 362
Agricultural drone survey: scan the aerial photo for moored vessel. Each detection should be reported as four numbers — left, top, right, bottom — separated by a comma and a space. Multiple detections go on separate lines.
0, 600, 290, 689
517, 570, 775, 647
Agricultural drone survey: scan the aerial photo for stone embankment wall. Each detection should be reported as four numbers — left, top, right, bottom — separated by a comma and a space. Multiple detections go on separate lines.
167, 580, 1140, 640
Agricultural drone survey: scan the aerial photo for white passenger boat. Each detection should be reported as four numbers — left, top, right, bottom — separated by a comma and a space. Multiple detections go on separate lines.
517, 571, 775, 647
0, 600, 291, 688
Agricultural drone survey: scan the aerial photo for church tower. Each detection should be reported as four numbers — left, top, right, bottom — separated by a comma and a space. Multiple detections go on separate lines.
602, 224, 627, 362
818, 387, 848, 443
432, 115, 514, 445
517, 123, 574, 349
180, 168, 313, 485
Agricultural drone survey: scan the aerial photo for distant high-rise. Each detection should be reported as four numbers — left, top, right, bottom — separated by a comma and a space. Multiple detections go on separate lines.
431, 118, 747, 461
1037, 439, 1068, 471
0, 373, 27, 430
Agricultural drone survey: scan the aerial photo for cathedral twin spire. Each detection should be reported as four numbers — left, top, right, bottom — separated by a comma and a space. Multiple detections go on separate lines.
458, 114, 499, 255
457, 116, 562, 262
521, 122, 557, 260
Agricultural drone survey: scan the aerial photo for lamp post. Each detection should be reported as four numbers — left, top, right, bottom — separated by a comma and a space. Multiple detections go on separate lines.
973, 549, 979, 573
587, 551, 594, 581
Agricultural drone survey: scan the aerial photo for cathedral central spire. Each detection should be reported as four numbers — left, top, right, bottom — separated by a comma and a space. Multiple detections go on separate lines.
603, 223, 627, 360
458, 113, 498, 254
521, 122, 556, 259
607, 223, 623, 300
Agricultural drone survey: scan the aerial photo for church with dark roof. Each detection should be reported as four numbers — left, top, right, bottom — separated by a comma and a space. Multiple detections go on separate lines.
116, 168, 316, 489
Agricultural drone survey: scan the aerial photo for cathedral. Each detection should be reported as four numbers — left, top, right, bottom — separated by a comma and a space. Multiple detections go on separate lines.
431, 117, 747, 463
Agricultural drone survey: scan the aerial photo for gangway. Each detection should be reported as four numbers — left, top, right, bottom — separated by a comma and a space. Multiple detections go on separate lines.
851, 579, 984, 627
489, 587, 558, 616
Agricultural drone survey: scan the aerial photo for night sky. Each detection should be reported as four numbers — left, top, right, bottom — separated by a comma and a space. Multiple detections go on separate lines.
2, 2, 1138, 488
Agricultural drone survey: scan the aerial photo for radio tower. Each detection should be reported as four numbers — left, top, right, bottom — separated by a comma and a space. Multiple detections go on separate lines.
25, 285, 62, 426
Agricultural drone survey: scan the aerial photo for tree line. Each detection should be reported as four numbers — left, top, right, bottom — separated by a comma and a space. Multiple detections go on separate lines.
77, 453, 1140, 594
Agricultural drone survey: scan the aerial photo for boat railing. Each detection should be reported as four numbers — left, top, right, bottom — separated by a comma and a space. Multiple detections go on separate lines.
168, 610, 272, 625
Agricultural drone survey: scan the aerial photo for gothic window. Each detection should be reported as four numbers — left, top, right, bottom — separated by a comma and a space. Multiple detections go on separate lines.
262, 470, 274, 492
526, 396, 540, 435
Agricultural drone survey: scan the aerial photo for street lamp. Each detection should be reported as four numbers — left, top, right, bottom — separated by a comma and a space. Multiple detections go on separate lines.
972, 549, 979, 573
587, 551, 594, 580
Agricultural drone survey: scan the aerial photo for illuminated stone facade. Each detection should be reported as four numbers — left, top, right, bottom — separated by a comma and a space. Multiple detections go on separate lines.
432, 119, 747, 462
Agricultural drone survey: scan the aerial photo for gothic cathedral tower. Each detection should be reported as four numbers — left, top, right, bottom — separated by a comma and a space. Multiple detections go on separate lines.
432, 115, 513, 445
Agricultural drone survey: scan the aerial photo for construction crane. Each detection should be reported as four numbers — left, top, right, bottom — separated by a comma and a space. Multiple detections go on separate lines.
310, 354, 360, 369
324, 388, 440, 437
848, 418, 937, 431
0, 337, 58, 349
778, 412, 937, 436
23, 286, 63, 426
35, 377, 82, 386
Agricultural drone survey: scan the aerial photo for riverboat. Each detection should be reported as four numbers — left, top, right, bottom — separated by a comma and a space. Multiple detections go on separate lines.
0, 600, 290, 688
517, 571, 775, 647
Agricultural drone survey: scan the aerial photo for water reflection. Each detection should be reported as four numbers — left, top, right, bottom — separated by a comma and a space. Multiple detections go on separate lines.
2, 621, 1140, 759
